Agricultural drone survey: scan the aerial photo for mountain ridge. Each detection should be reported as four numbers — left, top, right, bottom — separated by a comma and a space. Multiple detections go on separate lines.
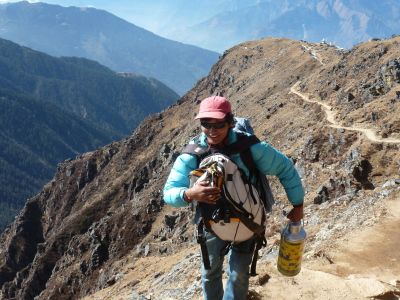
166, 0, 400, 52
0, 36, 399, 299
0, 1, 219, 95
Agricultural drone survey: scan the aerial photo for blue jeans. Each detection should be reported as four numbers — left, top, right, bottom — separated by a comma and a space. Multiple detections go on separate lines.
201, 231, 255, 300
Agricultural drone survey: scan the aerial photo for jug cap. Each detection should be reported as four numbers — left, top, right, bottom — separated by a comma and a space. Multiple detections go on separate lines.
289, 221, 302, 234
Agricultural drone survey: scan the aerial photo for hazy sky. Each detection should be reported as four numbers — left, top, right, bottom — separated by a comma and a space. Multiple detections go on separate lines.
0, 0, 163, 32
0, 0, 230, 49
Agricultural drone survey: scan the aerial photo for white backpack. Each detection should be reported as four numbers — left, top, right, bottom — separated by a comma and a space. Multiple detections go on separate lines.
190, 153, 266, 243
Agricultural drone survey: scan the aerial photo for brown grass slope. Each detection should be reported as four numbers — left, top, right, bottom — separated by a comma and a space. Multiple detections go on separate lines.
0, 37, 399, 300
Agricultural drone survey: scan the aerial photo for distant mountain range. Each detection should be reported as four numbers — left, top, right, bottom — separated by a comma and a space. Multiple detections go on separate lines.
0, 37, 179, 231
0, 1, 219, 95
4, 1, 397, 63
144, 0, 400, 52
113, 0, 262, 35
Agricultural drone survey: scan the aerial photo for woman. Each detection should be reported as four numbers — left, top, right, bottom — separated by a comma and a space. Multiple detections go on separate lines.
164, 95, 304, 300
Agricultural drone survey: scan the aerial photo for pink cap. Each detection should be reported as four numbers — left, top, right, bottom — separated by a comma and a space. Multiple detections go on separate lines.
194, 96, 232, 120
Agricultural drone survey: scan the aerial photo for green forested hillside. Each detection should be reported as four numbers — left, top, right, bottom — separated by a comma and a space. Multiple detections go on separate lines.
0, 38, 179, 135
0, 38, 179, 231
0, 87, 111, 230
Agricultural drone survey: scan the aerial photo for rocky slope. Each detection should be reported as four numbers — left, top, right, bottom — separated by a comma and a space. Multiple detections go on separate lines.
0, 37, 399, 299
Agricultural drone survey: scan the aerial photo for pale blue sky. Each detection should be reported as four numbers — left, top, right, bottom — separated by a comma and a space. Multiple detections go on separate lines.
0, 0, 233, 50
0, 0, 165, 32
0, 1, 265, 51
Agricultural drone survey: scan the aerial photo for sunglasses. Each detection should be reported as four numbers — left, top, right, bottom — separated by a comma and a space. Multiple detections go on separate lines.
200, 121, 227, 129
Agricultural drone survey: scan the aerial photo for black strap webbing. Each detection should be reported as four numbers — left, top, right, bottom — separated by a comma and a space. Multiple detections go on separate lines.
250, 237, 267, 276
222, 134, 260, 156
232, 134, 258, 172
197, 220, 211, 270
221, 199, 265, 237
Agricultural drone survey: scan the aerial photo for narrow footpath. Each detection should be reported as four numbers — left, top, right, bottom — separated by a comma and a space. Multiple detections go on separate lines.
301, 44, 325, 65
290, 81, 400, 144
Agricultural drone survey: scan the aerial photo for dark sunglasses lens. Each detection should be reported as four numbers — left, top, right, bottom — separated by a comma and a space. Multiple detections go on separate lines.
214, 122, 226, 129
201, 122, 226, 129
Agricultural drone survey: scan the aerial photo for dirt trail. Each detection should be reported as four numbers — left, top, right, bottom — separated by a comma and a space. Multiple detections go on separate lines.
325, 197, 400, 281
301, 44, 325, 65
290, 81, 400, 144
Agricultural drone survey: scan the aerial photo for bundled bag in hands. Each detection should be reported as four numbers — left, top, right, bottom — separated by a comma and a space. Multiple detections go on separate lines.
189, 153, 265, 243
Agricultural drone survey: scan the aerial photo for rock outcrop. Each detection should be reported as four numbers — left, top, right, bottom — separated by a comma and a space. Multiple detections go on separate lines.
1, 37, 399, 299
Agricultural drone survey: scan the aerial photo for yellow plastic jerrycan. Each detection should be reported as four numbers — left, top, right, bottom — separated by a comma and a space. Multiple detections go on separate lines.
277, 221, 306, 276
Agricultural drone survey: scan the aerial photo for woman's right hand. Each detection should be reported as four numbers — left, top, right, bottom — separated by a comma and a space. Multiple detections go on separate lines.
185, 181, 221, 204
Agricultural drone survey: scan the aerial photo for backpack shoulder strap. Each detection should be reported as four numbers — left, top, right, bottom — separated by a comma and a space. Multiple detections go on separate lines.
235, 134, 275, 213
182, 143, 209, 156
240, 144, 257, 173
182, 135, 209, 154
182, 137, 210, 166
222, 132, 260, 172
223, 132, 260, 156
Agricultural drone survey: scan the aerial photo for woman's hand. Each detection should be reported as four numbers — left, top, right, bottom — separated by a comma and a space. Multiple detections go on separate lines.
185, 181, 221, 204
287, 204, 304, 222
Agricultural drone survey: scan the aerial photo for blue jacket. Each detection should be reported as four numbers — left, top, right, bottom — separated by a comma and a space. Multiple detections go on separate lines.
163, 129, 304, 207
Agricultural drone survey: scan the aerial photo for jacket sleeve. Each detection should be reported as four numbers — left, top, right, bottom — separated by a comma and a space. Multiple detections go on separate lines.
163, 153, 198, 207
250, 142, 304, 206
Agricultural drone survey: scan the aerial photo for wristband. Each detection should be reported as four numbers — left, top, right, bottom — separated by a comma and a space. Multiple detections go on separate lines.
183, 190, 192, 203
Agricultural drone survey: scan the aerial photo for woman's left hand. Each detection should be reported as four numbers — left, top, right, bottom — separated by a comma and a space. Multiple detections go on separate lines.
287, 204, 303, 222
